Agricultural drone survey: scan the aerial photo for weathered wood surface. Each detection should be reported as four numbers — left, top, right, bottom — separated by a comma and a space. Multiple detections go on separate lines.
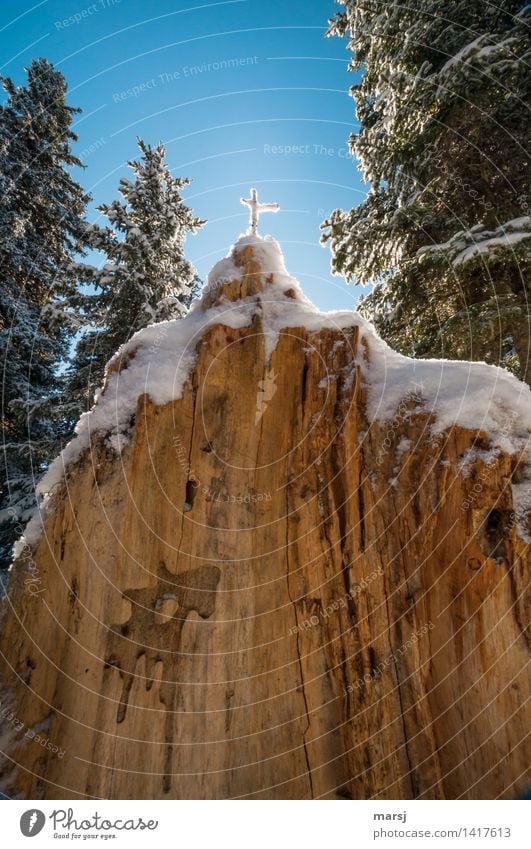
0, 244, 528, 799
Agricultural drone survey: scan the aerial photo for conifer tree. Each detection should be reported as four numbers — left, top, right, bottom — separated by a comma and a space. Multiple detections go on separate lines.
322, 1, 530, 382
68, 139, 205, 417
0, 58, 89, 568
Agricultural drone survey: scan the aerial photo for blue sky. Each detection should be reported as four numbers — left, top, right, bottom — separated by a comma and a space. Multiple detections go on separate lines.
0, 0, 366, 311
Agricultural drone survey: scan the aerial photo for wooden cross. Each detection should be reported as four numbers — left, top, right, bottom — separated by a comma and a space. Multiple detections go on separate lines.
241, 187, 280, 234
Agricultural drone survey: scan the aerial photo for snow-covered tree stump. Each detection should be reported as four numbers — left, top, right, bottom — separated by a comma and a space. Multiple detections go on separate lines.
0, 235, 529, 800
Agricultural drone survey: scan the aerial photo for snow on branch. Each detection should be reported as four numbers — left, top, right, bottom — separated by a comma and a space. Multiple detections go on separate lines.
417, 217, 531, 268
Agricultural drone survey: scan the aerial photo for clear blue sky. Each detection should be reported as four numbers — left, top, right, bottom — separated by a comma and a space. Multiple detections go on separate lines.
0, 0, 366, 311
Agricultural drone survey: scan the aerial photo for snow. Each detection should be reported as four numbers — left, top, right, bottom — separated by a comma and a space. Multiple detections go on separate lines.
396, 437, 411, 460
203, 255, 242, 295
13, 232, 531, 555
240, 187, 280, 235
439, 35, 517, 74
512, 478, 531, 543
417, 217, 531, 267
363, 346, 530, 450
453, 229, 530, 267
458, 446, 500, 476
38, 296, 255, 495
439, 35, 485, 72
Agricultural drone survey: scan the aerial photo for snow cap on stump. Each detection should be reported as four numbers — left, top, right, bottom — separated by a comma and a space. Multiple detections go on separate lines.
200, 233, 305, 309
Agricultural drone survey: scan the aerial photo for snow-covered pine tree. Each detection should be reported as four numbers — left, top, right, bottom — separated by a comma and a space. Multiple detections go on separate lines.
321, 1, 530, 382
67, 139, 205, 417
0, 58, 89, 569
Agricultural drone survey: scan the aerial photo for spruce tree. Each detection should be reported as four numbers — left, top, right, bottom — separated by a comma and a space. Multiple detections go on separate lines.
0, 58, 89, 568
68, 139, 205, 418
322, 1, 530, 382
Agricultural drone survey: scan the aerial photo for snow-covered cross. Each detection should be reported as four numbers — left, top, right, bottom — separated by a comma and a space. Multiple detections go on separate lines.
241, 188, 280, 235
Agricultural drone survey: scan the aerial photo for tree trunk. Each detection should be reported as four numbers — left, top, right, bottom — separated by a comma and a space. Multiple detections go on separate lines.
0, 242, 529, 800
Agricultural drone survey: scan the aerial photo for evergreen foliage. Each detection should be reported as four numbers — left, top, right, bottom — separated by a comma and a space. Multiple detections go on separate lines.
322, 1, 530, 381
0, 58, 89, 567
68, 139, 205, 418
